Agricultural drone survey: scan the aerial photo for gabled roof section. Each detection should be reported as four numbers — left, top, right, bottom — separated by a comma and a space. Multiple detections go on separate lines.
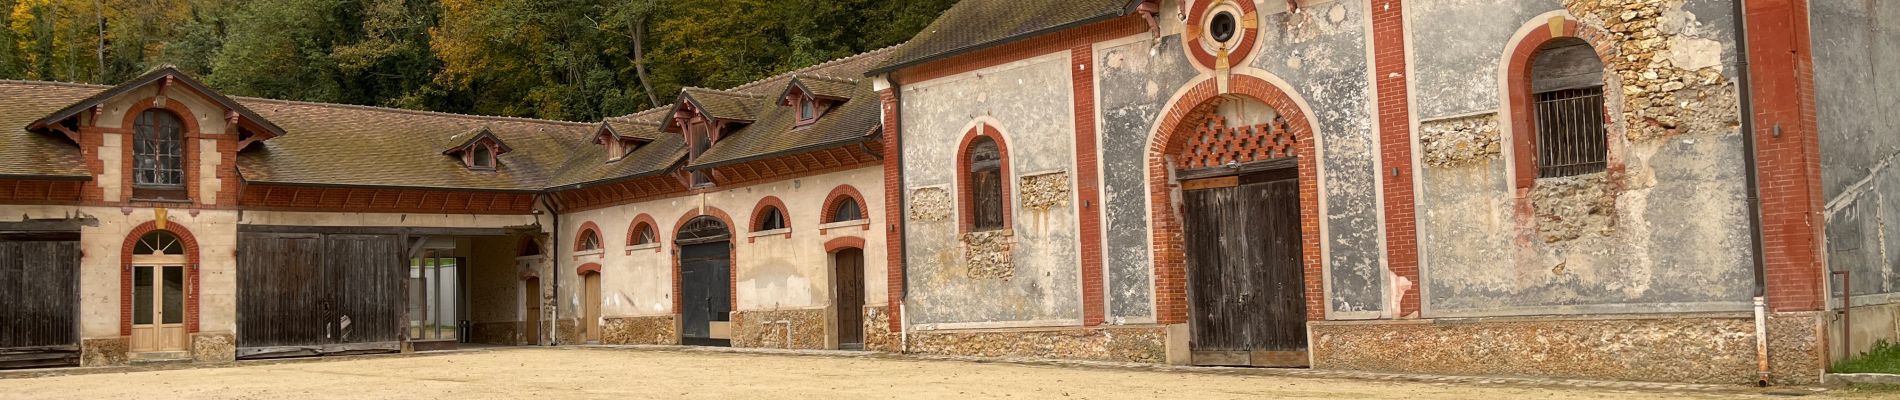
666, 88, 765, 130
0, 80, 103, 179
597, 107, 668, 143
25, 66, 287, 141
686, 74, 882, 170
868, 0, 1139, 75
441, 126, 513, 156
781, 75, 859, 105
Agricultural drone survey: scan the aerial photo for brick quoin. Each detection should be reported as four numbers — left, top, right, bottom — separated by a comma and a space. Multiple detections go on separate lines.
120, 220, 202, 336
1744, 0, 1826, 312
878, 88, 905, 333
1370, 0, 1421, 317
1151, 76, 1324, 324
1071, 45, 1106, 326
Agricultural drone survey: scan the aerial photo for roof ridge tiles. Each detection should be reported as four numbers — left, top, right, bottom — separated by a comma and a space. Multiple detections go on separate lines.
725, 44, 901, 92
0, 80, 112, 90
236, 96, 598, 128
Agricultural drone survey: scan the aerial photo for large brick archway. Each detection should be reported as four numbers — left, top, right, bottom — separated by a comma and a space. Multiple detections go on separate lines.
1148, 74, 1324, 325
119, 220, 203, 336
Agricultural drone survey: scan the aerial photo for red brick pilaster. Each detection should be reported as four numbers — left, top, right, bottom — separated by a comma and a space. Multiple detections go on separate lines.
1071, 45, 1107, 326
1745, 0, 1826, 312
878, 88, 906, 333
1371, 0, 1421, 317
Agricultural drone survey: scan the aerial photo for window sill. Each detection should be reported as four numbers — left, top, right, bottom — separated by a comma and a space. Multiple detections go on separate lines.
747, 228, 792, 243
624, 243, 661, 254
818, 219, 870, 235
572, 249, 605, 259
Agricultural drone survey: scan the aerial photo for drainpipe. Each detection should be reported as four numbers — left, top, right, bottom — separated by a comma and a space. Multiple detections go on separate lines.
1731, 0, 1771, 387
884, 76, 911, 353
539, 194, 563, 346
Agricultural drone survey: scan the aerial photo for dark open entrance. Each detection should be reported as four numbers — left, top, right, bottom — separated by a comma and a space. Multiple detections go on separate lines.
676, 216, 732, 347
0, 229, 80, 369
1179, 159, 1309, 367
833, 248, 865, 350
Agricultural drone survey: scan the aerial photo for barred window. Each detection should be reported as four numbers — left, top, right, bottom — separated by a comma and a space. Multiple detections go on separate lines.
1530, 38, 1608, 178
965, 136, 1004, 231
133, 110, 185, 189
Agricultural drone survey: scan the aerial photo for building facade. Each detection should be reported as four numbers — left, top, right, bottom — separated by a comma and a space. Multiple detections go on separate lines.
0, 0, 1892, 387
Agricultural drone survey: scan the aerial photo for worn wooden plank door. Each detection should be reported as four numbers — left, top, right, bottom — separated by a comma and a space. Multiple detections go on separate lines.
324, 234, 404, 352
237, 233, 403, 358
0, 235, 81, 369
679, 242, 732, 346
834, 249, 864, 349
1181, 168, 1308, 367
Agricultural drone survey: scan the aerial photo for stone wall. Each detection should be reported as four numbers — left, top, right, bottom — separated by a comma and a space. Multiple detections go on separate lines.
906, 326, 1165, 363
79, 337, 127, 367
1311, 315, 1764, 384
555, 319, 584, 345
731, 308, 827, 350
1420, 114, 1503, 168
602, 315, 678, 345
468, 321, 521, 345
190, 332, 235, 363
862, 306, 897, 352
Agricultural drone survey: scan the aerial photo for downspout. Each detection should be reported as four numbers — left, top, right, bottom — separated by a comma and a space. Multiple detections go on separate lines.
1731, 0, 1771, 387
539, 194, 564, 346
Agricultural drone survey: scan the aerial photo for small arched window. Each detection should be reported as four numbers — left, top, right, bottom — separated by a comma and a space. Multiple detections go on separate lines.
965, 136, 1005, 231
1529, 38, 1608, 178
827, 198, 864, 223
577, 229, 602, 252
630, 223, 656, 245
134, 231, 184, 255
757, 207, 787, 231
133, 110, 185, 190
472, 145, 495, 169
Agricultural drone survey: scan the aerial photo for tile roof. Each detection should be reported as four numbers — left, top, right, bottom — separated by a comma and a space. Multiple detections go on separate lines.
679, 88, 765, 122
869, 0, 1137, 75
0, 81, 98, 179
788, 75, 860, 100
684, 48, 895, 169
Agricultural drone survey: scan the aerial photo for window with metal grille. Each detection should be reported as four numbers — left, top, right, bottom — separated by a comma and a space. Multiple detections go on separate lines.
966, 136, 1004, 231
133, 110, 185, 189
1530, 38, 1608, 178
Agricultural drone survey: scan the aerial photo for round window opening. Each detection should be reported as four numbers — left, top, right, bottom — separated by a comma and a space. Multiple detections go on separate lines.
1210, 11, 1237, 43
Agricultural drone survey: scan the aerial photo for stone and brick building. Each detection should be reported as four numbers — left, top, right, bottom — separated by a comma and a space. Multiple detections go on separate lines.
0, 0, 1893, 387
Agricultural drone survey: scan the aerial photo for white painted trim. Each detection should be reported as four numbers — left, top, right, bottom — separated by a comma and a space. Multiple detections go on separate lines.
747, 228, 791, 239
1401, 0, 1431, 320
1359, 0, 1395, 320
818, 220, 870, 230
624, 243, 661, 252
1090, 32, 1155, 322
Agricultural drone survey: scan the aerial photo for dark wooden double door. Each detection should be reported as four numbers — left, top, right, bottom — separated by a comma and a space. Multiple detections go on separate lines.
1181, 167, 1310, 367
0, 233, 80, 369
236, 233, 405, 358
679, 242, 732, 346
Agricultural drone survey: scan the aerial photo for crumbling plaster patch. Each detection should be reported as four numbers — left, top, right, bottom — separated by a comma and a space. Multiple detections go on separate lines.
1530, 173, 1617, 243
906, 326, 1166, 363
862, 306, 897, 352
1420, 114, 1503, 167
80, 337, 128, 367
1310, 316, 1761, 384
1018, 172, 1071, 212
602, 315, 678, 345
1563, 0, 1739, 142
731, 308, 826, 350
190, 332, 235, 363
962, 230, 1015, 280
908, 187, 951, 223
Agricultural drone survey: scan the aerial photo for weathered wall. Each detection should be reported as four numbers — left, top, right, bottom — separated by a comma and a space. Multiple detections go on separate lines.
899, 52, 1084, 328
1095, 35, 1198, 322
1311, 314, 1782, 384
1413, 0, 1755, 317
904, 325, 1165, 363
552, 166, 887, 346
1812, 0, 1900, 305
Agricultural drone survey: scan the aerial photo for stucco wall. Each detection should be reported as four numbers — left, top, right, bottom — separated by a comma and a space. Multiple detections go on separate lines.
899, 51, 1084, 328
1095, 35, 1198, 322
1812, 0, 1900, 303
1411, 0, 1754, 317
551, 166, 888, 340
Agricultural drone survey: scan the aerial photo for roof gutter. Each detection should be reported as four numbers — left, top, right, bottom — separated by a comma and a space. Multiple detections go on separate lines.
864, 6, 1138, 77
540, 157, 687, 192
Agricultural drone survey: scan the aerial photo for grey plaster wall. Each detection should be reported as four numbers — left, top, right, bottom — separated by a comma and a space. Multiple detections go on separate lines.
1413, 0, 1755, 316
1812, 0, 1900, 298
1247, 1, 1383, 315
899, 53, 1084, 326
1096, 36, 1199, 321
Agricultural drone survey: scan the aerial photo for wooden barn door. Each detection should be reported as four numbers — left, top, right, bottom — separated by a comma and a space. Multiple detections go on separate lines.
679, 243, 732, 346
0, 233, 81, 369
237, 232, 403, 358
1181, 167, 1308, 367
833, 249, 864, 350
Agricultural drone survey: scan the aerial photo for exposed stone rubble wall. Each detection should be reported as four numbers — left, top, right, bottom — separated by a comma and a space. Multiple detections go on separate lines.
602, 315, 678, 345
1019, 172, 1071, 211
468, 321, 522, 345
555, 319, 584, 345
1562, 0, 1738, 142
731, 309, 827, 350
906, 326, 1166, 363
1529, 172, 1618, 243
1767, 312, 1825, 386
80, 337, 128, 367
1310, 316, 1761, 384
1420, 114, 1503, 168
190, 332, 235, 363
862, 306, 898, 352
908, 187, 951, 222
961, 230, 1015, 280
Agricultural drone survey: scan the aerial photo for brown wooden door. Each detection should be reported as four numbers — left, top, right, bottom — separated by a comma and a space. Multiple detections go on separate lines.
0, 234, 81, 368
583, 273, 602, 343
236, 232, 404, 358
1181, 168, 1308, 367
524, 277, 541, 345
834, 249, 864, 349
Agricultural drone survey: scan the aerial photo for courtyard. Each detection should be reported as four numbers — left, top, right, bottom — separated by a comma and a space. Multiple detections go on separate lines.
0, 347, 1878, 399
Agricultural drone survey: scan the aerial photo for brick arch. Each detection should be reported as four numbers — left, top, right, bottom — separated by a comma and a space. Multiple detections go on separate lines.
955, 122, 1013, 233
574, 221, 604, 252
669, 206, 737, 320
576, 262, 602, 276
120, 219, 203, 335
824, 236, 866, 254
1148, 74, 1323, 325
626, 213, 660, 248
1503, 15, 1623, 192
119, 99, 204, 202
748, 196, 792, 233
820, 184, 869, 224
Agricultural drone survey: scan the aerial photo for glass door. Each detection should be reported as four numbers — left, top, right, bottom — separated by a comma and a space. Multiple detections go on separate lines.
408, 251, 463, 341
130, 265, 187, 352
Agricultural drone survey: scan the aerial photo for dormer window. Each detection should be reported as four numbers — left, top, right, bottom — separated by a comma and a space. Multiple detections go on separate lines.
444, 127, 511, 171
471, 145, 494, 169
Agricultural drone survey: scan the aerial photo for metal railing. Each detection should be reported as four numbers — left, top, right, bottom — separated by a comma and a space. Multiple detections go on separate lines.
1534, 87, 1609, 178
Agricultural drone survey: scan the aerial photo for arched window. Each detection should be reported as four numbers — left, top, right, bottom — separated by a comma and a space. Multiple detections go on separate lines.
630, 223, 656, 245
577, 229, 602, 252
133, 110, 185, 190
134, 231, 184, 255
756, 206, 787, 231
1529, 37, 1608, 178
827, 198, 864, 223
676, 216, 730, 245
965, 135, 1005, 231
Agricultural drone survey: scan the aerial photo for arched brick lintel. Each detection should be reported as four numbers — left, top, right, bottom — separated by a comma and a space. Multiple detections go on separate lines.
120, 219, 203, 336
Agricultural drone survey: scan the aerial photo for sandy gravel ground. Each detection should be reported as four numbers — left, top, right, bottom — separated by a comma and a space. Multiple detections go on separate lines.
0, 348, 1882, 399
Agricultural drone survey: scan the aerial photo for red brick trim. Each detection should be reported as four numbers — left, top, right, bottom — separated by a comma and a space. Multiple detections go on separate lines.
239, 185, 538, 215
1150, 75, 1323, 324
824, 236, 866, 254
747, 196, 793, 243
956, 123, 1014, 234
626, 213, 661, 252
576, 262, 602, 276
1181, 0, 1261, 72
120, 220, 202, 336
1371, 0, 1420, 317
119, 99, 201, 204
574, 221, 604, 252
1071, 46, 1107, 326
671, 207, 738, 315
820, 184, 869, 224
1744, 0, 1826, 312
878, 89, 906, 333
1503, 17, 1620, 192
